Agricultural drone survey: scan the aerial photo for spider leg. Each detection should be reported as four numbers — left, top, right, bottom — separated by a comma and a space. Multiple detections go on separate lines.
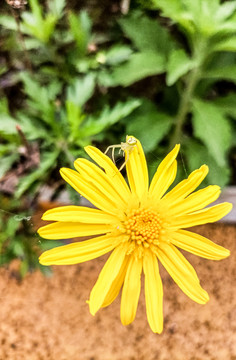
112, 147, 115, 163
104, 145, 113, 155
104, 144, 121, 154
118, 152, 130, 171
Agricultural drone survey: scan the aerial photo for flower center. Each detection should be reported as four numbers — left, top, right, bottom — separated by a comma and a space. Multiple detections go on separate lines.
123, 208, 164, 255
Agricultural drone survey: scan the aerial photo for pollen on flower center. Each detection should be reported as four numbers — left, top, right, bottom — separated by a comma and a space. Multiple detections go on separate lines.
122, 209, 164, 254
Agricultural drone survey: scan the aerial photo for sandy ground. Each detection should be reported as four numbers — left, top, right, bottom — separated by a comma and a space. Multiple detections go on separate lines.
0, 223, 235, 360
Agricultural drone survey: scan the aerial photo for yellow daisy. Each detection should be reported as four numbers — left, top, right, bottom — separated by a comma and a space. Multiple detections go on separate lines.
38, 136, 232, 333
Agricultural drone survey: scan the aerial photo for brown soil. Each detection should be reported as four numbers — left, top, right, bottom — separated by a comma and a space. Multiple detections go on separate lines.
0, 223, 235, 360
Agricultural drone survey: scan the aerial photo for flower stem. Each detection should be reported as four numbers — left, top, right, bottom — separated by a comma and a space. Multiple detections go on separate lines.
169, 67, 201, 149
169, 34, 210, 149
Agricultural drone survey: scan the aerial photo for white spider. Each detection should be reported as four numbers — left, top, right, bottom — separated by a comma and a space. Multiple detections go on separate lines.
104, 135, 137, 171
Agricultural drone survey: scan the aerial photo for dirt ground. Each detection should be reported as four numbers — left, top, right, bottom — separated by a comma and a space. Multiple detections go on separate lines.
0, 223, 235, 360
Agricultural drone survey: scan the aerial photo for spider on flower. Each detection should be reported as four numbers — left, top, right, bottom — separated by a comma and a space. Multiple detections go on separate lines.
104, 135, 137, 171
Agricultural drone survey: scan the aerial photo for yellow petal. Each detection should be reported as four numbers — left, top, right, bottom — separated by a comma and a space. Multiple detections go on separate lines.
84, 146, 130, 201
143, 249, 163, 333
74, 158, 127, 210
170, 229, 230, 260
120, 255, 143, 325
171, 202, 233, 229
167, 185, 221, 216
39, 234, 118, 265
149, 144, 180, 200
157, 243, 209, 304
60, 168, 118, 215
102, 255, 129, 308
125, 136, 149, 200
42, 206, 119, 224
89, 242, 129, 315
38, 221, 114, 240
163, 165, 209, 203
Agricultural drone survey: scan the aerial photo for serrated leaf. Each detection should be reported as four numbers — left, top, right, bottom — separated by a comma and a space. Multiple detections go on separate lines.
126, 100, 173, 152
105, 45, 133, 65
184, 139, 230, 187
192, 99, 232, 167
212, 37, 236, 52
119, 12, 174, 55
166, 49, 194, 86
0, 115, 18, 134
0, 154, 19, 179
213, 93, 236, 119
16, 113, 49, 141
215, 2, 236, 22
24, 38, 42, 50
66, 74, 96, 107
218, 19, 236, 33
80, 99, 141, 138
152, 0, 195, 34
203, 65, 236, 83
66, 101, 85, 141
20, 72, 55, 122
68, 11, 91, 55
15, 151, 59, 198
48, 0, 66, 18
111, 52, 165, 86
0, 15, 18, 31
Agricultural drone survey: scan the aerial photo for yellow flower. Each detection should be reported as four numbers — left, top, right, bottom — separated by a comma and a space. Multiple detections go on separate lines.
38, 136, 232, 333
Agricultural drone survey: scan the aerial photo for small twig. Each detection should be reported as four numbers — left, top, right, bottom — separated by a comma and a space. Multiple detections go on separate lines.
16, 124, 32, 154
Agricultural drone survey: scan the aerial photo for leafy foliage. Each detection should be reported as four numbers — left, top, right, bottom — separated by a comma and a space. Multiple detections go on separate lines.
0, 195, 55, 277
0, 0, 236, 274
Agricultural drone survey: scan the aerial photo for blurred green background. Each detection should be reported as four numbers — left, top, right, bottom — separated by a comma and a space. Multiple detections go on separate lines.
0, 0, 236, 276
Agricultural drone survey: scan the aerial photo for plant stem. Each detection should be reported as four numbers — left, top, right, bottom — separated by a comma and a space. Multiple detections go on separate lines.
169, 67, 201, 149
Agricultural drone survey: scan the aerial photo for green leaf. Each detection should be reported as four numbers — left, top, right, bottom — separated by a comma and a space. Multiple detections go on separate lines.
6, 217, 20, 238
39, 264, 53, 277
166, 49, 194, 86
80, 99, 141, 138
66, 74, 96, 107
24, 38, 42, 50
215, 2, 236, 22
104, 45, 133, 65
192, 99, 232, 167
48, 0, 66, 18
15, 151, 59, 198
152, 0, 195, 34
111, 52, 165, 86
22, 0, 57, 43
212, 37, 236, 52
0, 153, 19, 179
16, 113, 50, 141
0, 64, 7, 77
202, 65, 236, 83
20, 260, 29, 278
0, 115, 18, 134
119, 12, 174, 55
126, 100, 173, 152
20, 72, 57, 125
218, 19, 236, 33
0, 144, 17, 156
213, 93, 236, 119
29, 0, 43, 24
0, 15, 18, 31
184, 139, 230, 187
0, 98, 9, 114
66, 101, 85, 141
68, 11, 91, 55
